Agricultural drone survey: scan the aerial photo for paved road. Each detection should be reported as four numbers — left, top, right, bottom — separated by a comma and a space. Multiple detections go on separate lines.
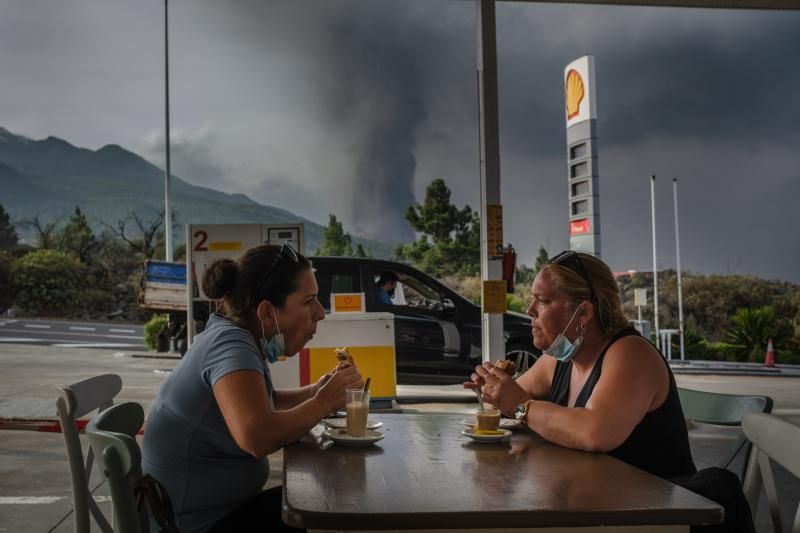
0, 318, 145, 349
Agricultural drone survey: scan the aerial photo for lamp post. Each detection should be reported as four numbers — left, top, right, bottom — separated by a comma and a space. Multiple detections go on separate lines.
650, 175, 659, 349
673, 178, 685, 360
163, 0, 173, 262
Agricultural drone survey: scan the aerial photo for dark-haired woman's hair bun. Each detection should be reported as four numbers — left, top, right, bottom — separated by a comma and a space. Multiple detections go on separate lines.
202, 258, 238, 300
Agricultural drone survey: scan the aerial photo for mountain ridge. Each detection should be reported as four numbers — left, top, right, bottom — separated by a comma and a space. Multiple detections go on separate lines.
0, 127, 392, 257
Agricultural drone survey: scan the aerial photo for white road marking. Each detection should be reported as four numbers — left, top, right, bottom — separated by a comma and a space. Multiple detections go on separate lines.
52, 343, 143, 348
0, 338, 39, 342
0, 496, 64, 504
0, 328, 141, 340
0, 320, 18, 326
69, 326, 96, 331
24, 324, 51, 329
110, 328, 136, 333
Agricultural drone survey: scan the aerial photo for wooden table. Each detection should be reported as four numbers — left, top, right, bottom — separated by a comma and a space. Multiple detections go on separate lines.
282, 413, 723, 532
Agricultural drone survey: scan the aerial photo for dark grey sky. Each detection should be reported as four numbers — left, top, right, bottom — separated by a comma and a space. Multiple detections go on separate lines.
1, 1, 798, 282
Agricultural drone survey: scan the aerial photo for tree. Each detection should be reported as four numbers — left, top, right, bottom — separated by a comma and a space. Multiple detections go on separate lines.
354, 243, 367, 257
60, 207, 97, 264
534, 246, 549, 275
102, 210, 165, 259
23, 216, 63, 250
316, 214, 353, 256
396, 179, 480, 277
0, 204, 19, 251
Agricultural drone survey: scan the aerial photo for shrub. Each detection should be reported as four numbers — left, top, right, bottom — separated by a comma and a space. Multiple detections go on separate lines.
143, 314, 169, 351
0, 250, 15, 311
78, 289, 116, 319
506, 294, 526, 313
11, 250, 85, 316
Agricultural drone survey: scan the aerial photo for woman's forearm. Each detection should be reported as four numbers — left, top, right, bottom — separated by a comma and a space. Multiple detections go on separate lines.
527, 401, 611, 452
240, 395, 331, 457
273, 384, 318, 409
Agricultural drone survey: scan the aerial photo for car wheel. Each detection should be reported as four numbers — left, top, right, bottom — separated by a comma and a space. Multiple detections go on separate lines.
505, 344, 539, 376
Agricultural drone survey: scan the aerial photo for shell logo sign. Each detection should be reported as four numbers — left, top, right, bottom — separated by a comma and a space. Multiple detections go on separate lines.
565, 69, 585, 120
564, 55, 595, 126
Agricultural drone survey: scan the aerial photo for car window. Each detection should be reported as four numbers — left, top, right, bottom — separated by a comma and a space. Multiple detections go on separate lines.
315, 263, 360, 311
396, 273, 444, 310
332, 273, 357, 293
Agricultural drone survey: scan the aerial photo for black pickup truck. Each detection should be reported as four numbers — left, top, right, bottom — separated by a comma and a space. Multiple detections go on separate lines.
311, 257, 539, 384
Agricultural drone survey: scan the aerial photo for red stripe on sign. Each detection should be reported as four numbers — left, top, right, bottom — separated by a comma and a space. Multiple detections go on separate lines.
299, 348, 311, 386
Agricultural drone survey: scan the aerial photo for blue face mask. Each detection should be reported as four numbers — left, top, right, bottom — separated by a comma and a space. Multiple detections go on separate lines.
260, 309, 285, 364
545, 304, 586, 363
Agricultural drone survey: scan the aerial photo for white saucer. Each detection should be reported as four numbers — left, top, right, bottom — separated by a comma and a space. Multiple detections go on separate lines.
460, 418, 521, 430
322, 418, 384, 431
323, 428, 385, 447
460, 428, 512, 443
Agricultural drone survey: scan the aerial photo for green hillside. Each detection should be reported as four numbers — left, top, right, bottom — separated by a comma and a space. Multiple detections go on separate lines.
0, 127, 392, 257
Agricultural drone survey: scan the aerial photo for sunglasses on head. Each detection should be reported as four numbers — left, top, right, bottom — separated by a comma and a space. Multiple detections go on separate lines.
547, 250, 596, 300
256, 241, 299, 299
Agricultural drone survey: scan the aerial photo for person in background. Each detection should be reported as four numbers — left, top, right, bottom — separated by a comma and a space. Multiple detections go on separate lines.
143, 243, 362, 533
376, 270, 399, 305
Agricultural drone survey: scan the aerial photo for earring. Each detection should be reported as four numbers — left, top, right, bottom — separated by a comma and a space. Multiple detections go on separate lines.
576, 322, 587, 338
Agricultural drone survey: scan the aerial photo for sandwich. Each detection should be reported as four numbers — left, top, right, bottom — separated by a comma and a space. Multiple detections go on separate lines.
494, 359, 515, 375
334, 347, 355, 368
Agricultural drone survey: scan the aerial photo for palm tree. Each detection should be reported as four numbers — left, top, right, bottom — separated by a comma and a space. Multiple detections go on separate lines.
722, 306, 790, 362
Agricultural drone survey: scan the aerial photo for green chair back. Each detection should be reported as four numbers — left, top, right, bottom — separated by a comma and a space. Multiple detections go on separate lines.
742, 413, 800, 533
678, 387, 772, 477
86, 401, 148, 533
56, 374, 122, 533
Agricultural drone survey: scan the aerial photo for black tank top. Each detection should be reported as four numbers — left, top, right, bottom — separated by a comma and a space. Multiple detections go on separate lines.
548, 327, 696, 479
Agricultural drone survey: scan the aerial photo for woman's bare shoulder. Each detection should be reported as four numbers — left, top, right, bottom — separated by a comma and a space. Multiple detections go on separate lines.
604, 334, 665, 372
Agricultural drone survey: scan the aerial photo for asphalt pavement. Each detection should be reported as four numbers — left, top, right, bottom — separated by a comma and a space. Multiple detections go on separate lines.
0, 343, 798, 532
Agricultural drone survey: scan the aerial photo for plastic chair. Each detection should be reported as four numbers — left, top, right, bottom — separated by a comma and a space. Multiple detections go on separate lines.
86, 401, 148, 533
56, 374, 123, 533
742, 413, 800, 533
678, 387, 773, 478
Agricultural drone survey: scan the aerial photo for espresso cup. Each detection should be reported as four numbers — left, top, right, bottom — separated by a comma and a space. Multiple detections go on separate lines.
475, 408, 501, 431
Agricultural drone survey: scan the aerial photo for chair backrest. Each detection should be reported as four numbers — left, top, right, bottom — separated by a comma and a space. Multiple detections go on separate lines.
86, 401, 148, 533
742, 413, 800, 533
56, 374, 123, 533
678, 387, 773, 477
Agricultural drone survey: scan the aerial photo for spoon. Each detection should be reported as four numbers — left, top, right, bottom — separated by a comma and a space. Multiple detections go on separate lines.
362, 377, 371, 406
475, 387, 485, 411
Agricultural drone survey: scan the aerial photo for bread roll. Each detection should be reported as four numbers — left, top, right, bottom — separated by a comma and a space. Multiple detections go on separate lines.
334, 347, 354, 368
494, 359, 515, 375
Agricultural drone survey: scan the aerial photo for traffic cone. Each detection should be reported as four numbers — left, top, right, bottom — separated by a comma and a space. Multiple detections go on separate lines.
764, 338, 775, 368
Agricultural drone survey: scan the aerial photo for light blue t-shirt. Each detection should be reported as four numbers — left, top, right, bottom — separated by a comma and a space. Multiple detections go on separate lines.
142, 313, 275, 533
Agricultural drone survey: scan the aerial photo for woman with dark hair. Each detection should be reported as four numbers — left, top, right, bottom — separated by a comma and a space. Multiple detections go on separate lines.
465, 250, 696, 479
143, 243, 362, 533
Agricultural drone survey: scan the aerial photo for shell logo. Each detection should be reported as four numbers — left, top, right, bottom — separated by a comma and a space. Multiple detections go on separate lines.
565, 69, 585, 120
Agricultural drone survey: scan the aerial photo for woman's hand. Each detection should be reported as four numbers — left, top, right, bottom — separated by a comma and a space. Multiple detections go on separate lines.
463, 362, 490, 391
315, 364, 363, 412
475, 362, 530, 416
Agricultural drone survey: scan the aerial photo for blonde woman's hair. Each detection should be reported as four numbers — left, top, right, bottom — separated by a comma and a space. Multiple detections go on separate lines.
539, 253, 629, 336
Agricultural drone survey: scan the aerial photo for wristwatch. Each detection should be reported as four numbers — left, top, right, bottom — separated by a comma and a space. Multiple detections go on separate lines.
515, 400, 533, 424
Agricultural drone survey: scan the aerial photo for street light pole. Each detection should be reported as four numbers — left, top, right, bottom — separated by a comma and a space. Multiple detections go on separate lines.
673, 178, 685, 360
163, 0, 173, 262
650, 175, 659, 349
